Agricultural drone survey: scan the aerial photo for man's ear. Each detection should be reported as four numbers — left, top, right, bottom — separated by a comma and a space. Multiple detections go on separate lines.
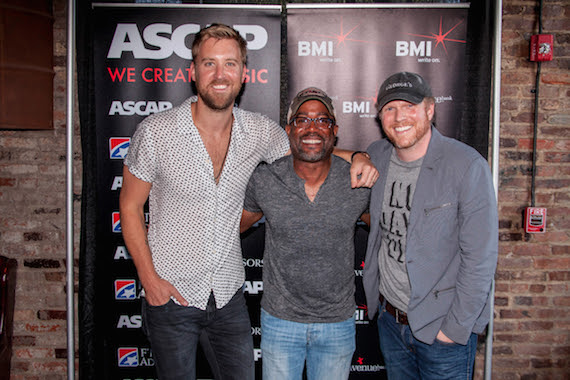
190, 62, 196, 82
241, 65, 247, 83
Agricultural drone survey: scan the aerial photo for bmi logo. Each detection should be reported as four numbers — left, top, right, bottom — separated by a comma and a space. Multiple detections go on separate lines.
109, 137, 130, 159
112, 212, 121, 233
115, 279, 137, 300
118, 347, 138, 367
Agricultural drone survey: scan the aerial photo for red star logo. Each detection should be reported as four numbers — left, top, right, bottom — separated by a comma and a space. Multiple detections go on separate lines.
407, 16, 466, 55
308, 18, 374, 47
357, 357, 364, 365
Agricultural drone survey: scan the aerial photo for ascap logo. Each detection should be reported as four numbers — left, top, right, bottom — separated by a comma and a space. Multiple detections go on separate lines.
117, 314, 142, 329
114, 246, 131, 260
244, 281, 263, 295
108, 23, 268, 60
111, 176, 123, 191
109, 101, 172, 116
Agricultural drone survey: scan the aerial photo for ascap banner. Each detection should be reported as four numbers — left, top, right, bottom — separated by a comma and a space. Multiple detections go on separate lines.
287, 5, 469, 151
92, 5, 281, 379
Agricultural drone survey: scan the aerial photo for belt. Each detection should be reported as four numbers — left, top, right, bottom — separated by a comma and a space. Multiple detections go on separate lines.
380, 294, 409, 325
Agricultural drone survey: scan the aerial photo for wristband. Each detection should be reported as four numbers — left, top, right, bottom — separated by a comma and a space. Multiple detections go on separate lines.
351, 151, 371, 162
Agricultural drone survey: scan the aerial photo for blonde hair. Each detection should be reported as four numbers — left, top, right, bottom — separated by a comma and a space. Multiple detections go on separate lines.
191, 23, 247, 65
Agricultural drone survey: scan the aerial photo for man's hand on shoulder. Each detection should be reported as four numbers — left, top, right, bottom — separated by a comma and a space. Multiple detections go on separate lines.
350, 151, 378, 188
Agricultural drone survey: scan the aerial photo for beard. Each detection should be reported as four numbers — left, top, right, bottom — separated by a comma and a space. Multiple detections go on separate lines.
197, 80, 242, 111
292, 133, 334, 163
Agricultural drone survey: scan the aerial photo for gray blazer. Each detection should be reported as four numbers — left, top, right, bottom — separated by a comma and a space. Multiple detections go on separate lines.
363, 127, 498, 345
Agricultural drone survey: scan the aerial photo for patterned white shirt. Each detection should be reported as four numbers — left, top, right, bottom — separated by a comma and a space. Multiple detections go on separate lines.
124, 96, 289, 310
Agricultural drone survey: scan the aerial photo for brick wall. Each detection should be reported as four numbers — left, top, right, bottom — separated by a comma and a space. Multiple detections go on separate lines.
0, 0, 79, 379
0, 0, 567, 379
486, 1, 570, 379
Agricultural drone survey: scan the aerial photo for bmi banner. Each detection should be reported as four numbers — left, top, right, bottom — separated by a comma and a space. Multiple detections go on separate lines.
287, 5, 469, 378
287, 4, 469, 151
91, 5, 281, 379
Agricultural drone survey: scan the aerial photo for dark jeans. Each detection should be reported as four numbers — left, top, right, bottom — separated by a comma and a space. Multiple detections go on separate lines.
142, 290, 254, 380
377, 305, 477, 380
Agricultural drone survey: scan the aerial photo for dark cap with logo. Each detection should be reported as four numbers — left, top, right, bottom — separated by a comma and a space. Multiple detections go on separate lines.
287, 87, 336, 123
376, 72, 432, 111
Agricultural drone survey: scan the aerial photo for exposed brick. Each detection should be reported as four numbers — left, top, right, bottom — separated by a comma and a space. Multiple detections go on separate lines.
23, 259, 60, 269
0, 177, 16, 186
23, 233, 43, 242
37, 310, 66, 320
12, 336, 36, 346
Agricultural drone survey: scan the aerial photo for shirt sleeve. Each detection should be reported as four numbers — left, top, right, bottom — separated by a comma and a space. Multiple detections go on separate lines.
123, 120, 157, 183
243, 165, 262, 213
262, 119, 290, 164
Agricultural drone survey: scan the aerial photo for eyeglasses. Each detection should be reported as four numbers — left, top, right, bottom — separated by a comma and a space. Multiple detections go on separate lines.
290, 117, 335, 130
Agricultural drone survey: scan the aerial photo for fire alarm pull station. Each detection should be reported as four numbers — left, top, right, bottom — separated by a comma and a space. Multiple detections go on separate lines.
530, 34, 553, 62
525, 207, 547, 233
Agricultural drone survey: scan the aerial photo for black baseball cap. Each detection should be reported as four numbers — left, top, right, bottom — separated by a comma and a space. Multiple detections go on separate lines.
287, 87, 336, 123
376, 72, 432, 111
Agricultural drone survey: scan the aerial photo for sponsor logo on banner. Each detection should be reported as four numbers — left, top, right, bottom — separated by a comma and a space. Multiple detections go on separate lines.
107, 23, 268, 60
243, 258, 263, 268
397, 17, 466, 64
117, 347, 155, 367
114, 246, 132, 260
117, 347, 138, 367
112, 212, 122, 233
343, 95, 377, 119
351, 357, 384, 372
117, 314, 142, 329
251, 326, 261, 336
109, 137, 130, 159
244, 281, 263, 295
355, 304, 369, 325
115, 279, 137, 300
109, 100, 172, 116
111, 176, 123, 190
112, 212, 149, 233
355, 260, 365, 277
435, 95, 453, 104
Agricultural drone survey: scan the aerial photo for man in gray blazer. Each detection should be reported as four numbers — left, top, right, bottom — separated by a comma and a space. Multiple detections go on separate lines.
362, 72, 498, 380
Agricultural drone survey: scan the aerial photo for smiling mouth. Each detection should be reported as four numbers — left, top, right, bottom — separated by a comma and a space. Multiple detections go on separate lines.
395, 125, 412, 132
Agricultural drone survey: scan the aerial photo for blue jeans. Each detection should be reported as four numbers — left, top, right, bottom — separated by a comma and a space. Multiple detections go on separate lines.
260, 308, 355, 380
141, 290, 254, 380
377, 305, 477, 380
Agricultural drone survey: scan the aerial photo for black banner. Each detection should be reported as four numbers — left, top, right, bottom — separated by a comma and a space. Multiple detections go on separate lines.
92, 5, 282, 379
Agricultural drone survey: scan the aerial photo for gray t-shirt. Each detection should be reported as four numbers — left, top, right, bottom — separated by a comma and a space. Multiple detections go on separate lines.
378, 150, 423, 312
244, 155, 370, 323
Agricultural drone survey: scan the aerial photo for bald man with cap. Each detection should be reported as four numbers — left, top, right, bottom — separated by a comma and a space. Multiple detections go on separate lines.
362, 72, 498, 380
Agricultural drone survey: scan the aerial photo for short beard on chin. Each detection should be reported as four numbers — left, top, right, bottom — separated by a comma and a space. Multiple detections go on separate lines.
200, 93, 235, 111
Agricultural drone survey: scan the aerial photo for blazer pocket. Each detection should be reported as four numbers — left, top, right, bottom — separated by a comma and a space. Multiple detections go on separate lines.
423, 202, 454, 216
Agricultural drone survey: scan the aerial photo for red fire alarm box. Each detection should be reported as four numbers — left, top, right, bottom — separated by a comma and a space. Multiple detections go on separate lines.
530, 34, 553, 61
525, 207, 547, 233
